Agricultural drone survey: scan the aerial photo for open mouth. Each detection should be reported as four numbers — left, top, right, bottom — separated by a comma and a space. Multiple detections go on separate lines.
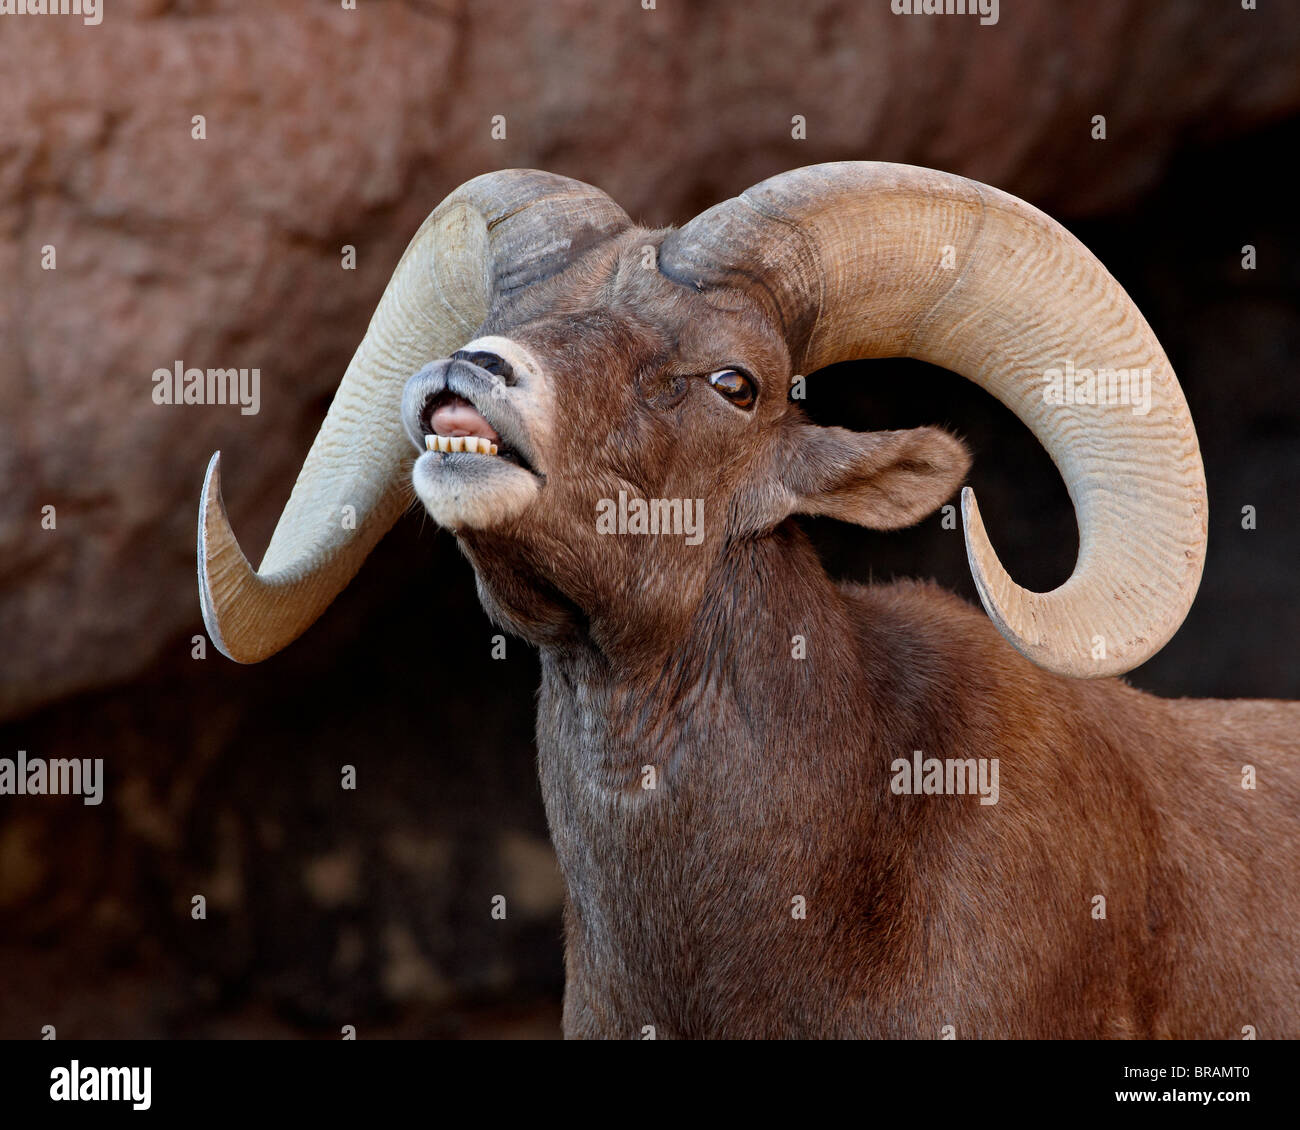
402, 348, 545, 529
419, 390, 536, 474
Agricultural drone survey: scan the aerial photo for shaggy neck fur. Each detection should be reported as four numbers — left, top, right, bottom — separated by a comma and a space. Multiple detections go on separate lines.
475, 523, 909, 1036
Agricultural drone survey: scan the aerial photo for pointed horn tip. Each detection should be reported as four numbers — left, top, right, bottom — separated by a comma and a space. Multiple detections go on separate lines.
197, 450, 251, 664
961, 486, 1147, 681
959, 485, 1005, 638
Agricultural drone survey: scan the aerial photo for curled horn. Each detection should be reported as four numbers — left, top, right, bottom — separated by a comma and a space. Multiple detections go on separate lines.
199, 170, 630, 662
660, 162, 1207, 677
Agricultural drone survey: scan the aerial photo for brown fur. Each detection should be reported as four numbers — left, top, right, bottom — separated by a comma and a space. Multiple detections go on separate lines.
443, 229, 1299, 1038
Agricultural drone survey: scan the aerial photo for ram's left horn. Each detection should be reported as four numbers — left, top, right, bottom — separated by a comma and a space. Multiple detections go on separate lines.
198, 171, 630, 662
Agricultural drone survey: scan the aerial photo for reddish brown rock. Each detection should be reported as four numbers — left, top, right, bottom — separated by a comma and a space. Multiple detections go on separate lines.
1, 0, 1298, 719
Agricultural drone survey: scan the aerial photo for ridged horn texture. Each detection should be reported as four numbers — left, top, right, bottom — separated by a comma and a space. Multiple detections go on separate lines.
199, 170, 630, 663
660, 162, 1207, 677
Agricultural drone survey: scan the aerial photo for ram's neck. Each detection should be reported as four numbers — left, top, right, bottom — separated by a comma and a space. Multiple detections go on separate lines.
535, 524, 866, 784
532, 524, 898, 1035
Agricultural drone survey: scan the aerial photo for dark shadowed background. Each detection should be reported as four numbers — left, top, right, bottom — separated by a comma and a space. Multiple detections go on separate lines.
0, 0, 1296, 1038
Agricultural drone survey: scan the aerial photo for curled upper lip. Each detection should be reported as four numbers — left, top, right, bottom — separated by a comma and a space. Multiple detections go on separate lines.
401, 359, 543, 476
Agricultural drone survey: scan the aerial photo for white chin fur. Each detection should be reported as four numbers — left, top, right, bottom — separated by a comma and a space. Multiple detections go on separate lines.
412, 454, 539, 530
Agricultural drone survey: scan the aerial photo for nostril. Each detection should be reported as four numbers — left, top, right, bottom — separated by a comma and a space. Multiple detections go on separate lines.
452, 349, 516, 385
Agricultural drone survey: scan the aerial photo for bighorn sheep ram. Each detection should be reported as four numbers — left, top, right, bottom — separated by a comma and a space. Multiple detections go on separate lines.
198, 164, 1299, 1039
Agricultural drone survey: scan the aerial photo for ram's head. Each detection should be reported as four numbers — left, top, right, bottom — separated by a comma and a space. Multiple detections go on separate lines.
199, 165, 1207, 676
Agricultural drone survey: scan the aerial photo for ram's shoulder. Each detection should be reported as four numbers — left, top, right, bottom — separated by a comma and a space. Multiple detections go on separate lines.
836, 576, 1055, 696
839, 576, 988, 632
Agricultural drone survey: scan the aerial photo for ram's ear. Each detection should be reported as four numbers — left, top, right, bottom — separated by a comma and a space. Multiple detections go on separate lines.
778, 424, 971, 530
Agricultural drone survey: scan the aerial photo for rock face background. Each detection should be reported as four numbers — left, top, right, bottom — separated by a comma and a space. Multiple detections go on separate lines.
0, 2, 1297, 1037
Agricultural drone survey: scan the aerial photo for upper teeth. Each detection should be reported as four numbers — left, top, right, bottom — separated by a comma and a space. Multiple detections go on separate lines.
424, 435, 499, 455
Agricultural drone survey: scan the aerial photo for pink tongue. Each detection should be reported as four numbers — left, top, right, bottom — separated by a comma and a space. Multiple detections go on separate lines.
430, 396, 500, 442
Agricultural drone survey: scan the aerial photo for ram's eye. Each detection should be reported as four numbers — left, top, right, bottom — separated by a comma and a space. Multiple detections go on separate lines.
707, 368, 756, 409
